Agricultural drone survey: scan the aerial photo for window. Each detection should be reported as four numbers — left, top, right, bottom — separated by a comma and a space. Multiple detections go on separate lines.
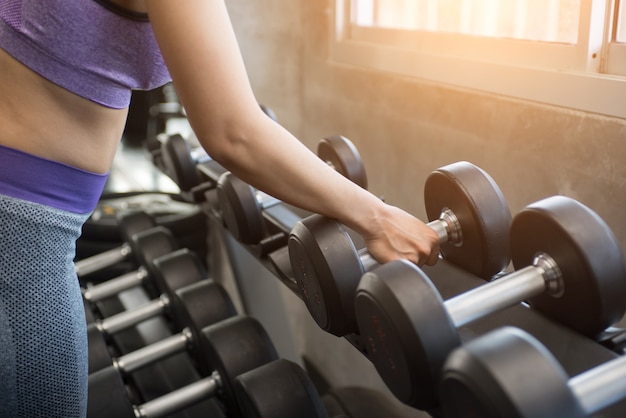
331, 0, 626, 119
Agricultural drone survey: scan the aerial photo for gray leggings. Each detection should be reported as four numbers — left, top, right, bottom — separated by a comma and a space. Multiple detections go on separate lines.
0, 194, 89, 417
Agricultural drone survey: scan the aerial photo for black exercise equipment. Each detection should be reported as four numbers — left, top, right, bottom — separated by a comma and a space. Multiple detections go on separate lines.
158, 104, 279, 194
76, 211, 156, 277
288, 161, 512, 336
234, 359, 329, 418
354, 195, 626, 410
159, 133, 212, 194
440, 326, 626, 418
317, 135, 368, 190
88, 315, 278, 418
216, 135, 368, 249
88, 250, 223, 373
82, 227, 179, 304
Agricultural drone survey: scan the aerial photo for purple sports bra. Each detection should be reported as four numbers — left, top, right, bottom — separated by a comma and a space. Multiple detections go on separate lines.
0, 0, 171, 109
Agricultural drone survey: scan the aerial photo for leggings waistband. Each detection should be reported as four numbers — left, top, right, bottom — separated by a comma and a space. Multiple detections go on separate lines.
0, 145, 109, 214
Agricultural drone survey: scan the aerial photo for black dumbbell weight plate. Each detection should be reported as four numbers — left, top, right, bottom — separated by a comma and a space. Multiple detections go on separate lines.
317, 135, 368, 189
170, 279, 237, 341
196, 316, 279, 415
355, 260, 460, 409
424, 161, 511, 279
217, 172, 265, 244
440, 327, 586, 418
161, 133, 201, 192
87, 366, 136, 418
511, 196, 626, 337
150, 248, 207, 297
288, 214, 364, 336
235, 359, 329, 418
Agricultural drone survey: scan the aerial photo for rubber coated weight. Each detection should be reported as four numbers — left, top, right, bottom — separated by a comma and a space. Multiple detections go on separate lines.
355, 260, 459, 409
82, 227, 179, 303
117, 211, 158, 243
424, 161, 511, 279
354, 195, 626, 410
149, 248, 208, 299
88, 276, 233, 374
234, 359, 329, 418
87, 250, 218, 373
289, 215, 366, 336
75, 211, 156, 277
289, 161, 511, 337
217, 172, 268, 244
88, 316, 276, 418
510, 195, 626, 337
317, 135, 368, 190
159, 104, 278, 193
160, 133, 203, 192
217, 135, 368, 246
440, 327, 588, 418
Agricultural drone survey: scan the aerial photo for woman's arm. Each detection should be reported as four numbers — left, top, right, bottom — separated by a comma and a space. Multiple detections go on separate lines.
145, 0, 439, 265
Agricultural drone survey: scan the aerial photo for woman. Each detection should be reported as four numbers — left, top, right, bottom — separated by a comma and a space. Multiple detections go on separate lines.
0, 0, 439, 416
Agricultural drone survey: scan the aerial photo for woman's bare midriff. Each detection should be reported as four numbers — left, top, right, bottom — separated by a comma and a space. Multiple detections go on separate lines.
0, 48, 129, 174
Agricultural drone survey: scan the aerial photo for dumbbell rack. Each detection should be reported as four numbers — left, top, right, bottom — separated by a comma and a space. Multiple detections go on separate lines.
164, 140, 626, 417
83, 126, 626, 417
80, 193, 228, 418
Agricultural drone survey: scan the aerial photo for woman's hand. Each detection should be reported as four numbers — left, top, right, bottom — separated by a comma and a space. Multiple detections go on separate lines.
359, 203, 440, 267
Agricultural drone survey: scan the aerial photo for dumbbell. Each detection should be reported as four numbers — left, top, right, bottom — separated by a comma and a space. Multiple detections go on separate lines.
234, 359, 330, 418
216, 135, 368, 248
159, 104, 280, 193
441, 326, 626, 418
159, 133, 213, 193
88, 249, 221, 372
288, 161, 512, 336
354, 195, 626, 410
76, 211, 156, 277
88, 315, 278, 418
82, 227, 179, 305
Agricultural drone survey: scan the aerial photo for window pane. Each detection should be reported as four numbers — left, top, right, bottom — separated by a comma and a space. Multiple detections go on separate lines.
352, 0, 581, 43
617, 0, 626, 42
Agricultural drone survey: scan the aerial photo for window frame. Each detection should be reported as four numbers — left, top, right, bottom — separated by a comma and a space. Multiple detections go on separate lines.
330, 0, 626, 119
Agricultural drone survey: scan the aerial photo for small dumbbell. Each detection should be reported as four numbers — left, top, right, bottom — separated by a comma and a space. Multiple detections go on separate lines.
234, 359, 330, 418
75, 211, 156, 277
159, 133, 212, 193
441, 326, 626, 418
82, 227, 180, 304
217, 135, 368, 249
288, 161, 512, 336
354, 195, 626, 410
88, 315, 278, 418
88, 250, 225, 372
158, 104, 280, 193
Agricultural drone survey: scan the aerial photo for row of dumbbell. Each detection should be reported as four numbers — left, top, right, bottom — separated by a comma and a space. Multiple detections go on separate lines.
205, 144, 626, 414
285, 163, 626, 414
150, 128, 626, 415
74, 205, 415, 418
77, 213, 334, 417
438, 324, 626, 418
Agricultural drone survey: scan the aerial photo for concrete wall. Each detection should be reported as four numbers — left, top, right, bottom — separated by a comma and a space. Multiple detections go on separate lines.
225, 0, 626, 413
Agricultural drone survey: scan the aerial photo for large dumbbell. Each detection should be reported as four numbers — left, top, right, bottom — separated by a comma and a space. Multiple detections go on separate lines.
234, 359, 330, 418
88, 250, 222, 372
82, 227, 180, 304
288, 161, 512, 336
88, 315, 278, 418
440, 326, 626, 418
75, 211, 156, 277
354, 195, 626, 410
216, 135, 368, 249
